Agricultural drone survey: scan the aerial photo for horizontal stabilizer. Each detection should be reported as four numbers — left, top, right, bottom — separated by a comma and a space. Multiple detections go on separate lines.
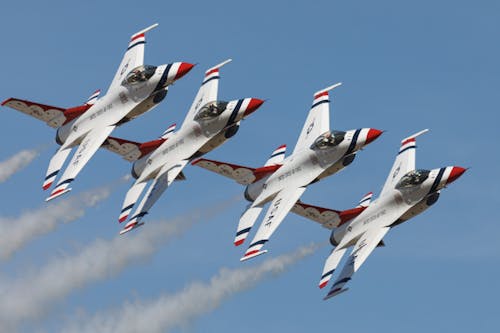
235, 205, 264, 246
240, 249, 268, 262
45, 188, 71, 202
319, 247, 347, 289
119, 220, 145, 235
323, 287, 349, 300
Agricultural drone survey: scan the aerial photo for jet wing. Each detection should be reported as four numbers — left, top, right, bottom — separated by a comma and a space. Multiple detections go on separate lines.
192, 158, 256, 185
292, 83, 341, 154
46, 125, 116, 201
241, 186, 307, 261
107, 23, 158, 92
380, 129, 428, 196
101, 137, 144, 162
102, 136, 166, 162
1, 98, 67, 128
120, 159, 189, 234
291, 202, 342, 230
324, 226, 390, 300
181, 59, 232, 128
291, 201, 367, 230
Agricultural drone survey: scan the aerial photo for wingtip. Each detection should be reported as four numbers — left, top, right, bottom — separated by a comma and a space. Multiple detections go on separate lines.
314, 82, 342, 97
1, 98, 13, 106
206, 59, 233, 74
132, 23, 159, 38
401, 129, 429, 144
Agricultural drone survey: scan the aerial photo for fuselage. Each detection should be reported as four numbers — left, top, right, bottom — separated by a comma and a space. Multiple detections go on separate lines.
245, 128, 379, 205
57, 64, 182, 148
331, 166, 465, 248
134, 98, 263, 183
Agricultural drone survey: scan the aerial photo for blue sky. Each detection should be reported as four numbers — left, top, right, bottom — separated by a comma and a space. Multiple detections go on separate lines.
0, 0, 498, 332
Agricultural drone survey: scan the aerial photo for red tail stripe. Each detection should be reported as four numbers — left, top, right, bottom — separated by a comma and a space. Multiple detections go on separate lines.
401, 138, 416, 146
130, 33, 145, 42
314, 91, 329, 99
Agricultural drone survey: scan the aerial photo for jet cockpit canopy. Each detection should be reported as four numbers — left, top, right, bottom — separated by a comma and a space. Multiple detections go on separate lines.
123, 65, 157, 86
311, 130, 345, 150
396, 169, 430, 189
195, 101, 228, 121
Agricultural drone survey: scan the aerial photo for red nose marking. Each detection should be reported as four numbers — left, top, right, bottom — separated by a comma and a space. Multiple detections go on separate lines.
365, 128, 383, 144
243, 98, 265, 116
174, 62, 194, 80
447, 166, 466, 184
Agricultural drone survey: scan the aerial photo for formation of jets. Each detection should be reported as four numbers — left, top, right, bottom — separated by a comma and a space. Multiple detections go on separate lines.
1, 24, 466, 300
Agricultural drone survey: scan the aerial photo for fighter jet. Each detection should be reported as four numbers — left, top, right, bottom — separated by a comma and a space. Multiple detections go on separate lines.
298, 130, 466, 300
102, 59, 264, 234
1, 23, 193, 201
193, 83, 383, 261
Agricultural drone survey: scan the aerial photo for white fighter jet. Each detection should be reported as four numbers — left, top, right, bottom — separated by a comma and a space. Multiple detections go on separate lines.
1, 23, 193, 201
102, 59, 264, 234
296, 130, 466, 300
193, 83, 383, 261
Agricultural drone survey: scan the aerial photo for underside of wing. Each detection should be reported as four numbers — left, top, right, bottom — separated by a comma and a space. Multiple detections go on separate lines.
291, 201, 367, 230
102, 137, 143, 162
324, 226, 390, 300
2, 98, 67, 128
291, 201, 341, 229
241, 186, 307, 261
192, 158, 256, 185
292, 83, 341, 154
102, 136, 166, 162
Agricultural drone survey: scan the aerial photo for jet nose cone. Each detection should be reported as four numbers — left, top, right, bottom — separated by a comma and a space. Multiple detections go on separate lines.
174, 62, 195, 80
446, 166, 467, 184
243, 98, 265, 116
365, 128, 383, 144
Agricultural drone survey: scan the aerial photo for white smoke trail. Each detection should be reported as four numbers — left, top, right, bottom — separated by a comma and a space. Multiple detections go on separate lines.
0, 148, 39, 183
0, 197, 238, 331
62, 244, 318, 333
0, 184, 112, 260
